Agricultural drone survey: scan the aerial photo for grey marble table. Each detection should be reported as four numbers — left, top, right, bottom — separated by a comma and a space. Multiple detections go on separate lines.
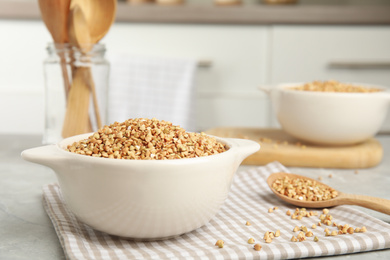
1, 135, 389, 260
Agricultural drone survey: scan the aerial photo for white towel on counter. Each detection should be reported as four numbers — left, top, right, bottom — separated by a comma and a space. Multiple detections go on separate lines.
107, 53, 197, 131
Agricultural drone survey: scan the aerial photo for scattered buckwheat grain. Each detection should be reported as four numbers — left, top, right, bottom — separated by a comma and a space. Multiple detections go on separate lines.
254, 244, 262, 251
306, 231, 314, 237
215, 240, 224, 248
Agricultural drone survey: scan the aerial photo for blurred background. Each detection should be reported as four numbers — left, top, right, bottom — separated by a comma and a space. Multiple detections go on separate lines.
0, 0, 389, 136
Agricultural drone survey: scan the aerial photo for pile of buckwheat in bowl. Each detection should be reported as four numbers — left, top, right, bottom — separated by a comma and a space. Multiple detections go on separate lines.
66, 117, 228, 160
289, 80, 382, 93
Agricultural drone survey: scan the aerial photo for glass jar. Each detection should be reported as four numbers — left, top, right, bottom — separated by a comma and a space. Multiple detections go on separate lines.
43, 43, 109, 144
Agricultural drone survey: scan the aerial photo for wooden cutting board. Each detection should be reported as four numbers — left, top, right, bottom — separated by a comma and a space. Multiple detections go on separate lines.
205, 127, 383, 169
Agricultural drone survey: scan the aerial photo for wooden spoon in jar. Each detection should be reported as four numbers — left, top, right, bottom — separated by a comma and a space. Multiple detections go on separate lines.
267, 172, 390, 215
38, 0, 71, 98
38, 0, 70, 42
66, 0, 117, 132
62, 4, 92, 138
71, 0, 117, 44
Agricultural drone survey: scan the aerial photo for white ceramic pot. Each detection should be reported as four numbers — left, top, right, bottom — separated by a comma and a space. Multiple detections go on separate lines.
260, 83, 390, 146
22, 133, 259, 239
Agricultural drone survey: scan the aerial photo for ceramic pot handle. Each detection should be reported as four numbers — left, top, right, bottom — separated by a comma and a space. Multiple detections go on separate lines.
21, 145, 65, 169
228, 138, 260, 163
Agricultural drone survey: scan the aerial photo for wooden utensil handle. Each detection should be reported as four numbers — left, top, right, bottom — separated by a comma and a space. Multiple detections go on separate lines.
341, 193, 390, 215
85, 67, 102, 129
62, 66, 92, 138
59, 53, 71, 99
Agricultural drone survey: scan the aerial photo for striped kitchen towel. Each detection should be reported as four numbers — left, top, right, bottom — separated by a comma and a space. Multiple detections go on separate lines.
42, 161, 390, 260
107, 53, 197, 132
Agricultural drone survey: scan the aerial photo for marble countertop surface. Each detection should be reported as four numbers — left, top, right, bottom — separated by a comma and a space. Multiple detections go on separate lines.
1, 134, 389, 259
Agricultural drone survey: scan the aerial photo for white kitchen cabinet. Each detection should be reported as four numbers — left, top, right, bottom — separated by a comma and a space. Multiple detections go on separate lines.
270, 25, 390, 130
104, 24, 270, 131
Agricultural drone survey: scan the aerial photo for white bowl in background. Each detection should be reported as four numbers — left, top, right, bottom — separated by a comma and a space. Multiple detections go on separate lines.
22, 133, 259, 239
260, 83, 390, 146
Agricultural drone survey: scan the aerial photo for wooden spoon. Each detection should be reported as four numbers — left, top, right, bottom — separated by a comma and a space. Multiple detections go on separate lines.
68, 4, 91, 50
267, 172, 390, 215
62, 67, 92, 137
38, 0, 71, 98
38, 0, 70, 43
62, 4, 92, 138
68, 0, 117, 131
70, 0, 117, 43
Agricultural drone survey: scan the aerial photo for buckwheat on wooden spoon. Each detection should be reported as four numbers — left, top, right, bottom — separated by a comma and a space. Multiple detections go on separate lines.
267, 172, 390, 215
